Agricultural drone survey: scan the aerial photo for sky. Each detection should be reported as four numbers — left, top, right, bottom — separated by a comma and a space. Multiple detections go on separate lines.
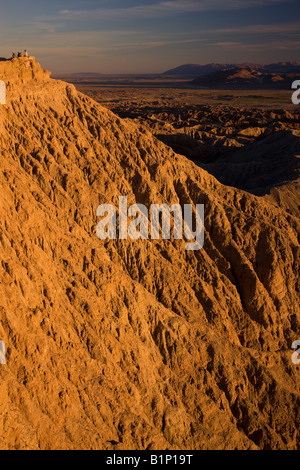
0, 0, 299, 74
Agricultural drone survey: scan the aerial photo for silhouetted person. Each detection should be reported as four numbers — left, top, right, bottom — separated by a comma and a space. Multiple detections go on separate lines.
24, 50, 28, 57
11, 51, 16, 59
17, 52, 23, 58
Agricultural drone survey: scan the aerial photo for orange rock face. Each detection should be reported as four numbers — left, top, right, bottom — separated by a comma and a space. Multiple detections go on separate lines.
0, 59, 299, 450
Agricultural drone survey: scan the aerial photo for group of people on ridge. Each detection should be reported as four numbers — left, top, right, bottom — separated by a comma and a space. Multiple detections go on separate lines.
11, 50, 29, 59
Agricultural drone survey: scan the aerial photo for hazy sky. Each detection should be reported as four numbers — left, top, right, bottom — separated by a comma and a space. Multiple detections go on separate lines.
0, 0, 299, 73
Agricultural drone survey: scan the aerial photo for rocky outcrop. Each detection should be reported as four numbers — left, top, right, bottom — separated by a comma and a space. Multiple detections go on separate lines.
0, 57, 50, 85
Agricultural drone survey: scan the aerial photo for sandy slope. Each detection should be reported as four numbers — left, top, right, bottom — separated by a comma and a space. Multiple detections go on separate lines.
0, 58, 299, 450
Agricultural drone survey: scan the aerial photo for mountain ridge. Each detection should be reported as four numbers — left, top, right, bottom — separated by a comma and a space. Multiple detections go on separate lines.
191, 67, 299, 89
0, 58, 299, 450
163, 62, 300, 77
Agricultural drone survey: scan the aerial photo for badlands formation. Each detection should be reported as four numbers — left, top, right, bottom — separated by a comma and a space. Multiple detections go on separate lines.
0, 58, 299, 450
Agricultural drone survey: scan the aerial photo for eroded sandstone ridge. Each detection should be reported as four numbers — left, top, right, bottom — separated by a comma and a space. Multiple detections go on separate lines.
0, 57, 50, 84
0, 59, 299, 450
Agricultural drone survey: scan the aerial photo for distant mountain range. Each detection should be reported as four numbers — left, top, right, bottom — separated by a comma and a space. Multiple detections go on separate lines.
191, 67, 299, 89
163, 62, 300, 77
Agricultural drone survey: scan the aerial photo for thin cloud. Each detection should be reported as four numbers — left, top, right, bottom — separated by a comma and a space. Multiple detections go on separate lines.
211, 42, 244, 46
58, 0, 293, 20
208, 39, 300, 51
214, 21, 300, 34
25, 21, 66, 34
30, 36, 206, 53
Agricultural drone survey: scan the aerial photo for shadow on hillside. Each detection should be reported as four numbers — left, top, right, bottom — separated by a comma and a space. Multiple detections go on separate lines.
157, 130, 300, 196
